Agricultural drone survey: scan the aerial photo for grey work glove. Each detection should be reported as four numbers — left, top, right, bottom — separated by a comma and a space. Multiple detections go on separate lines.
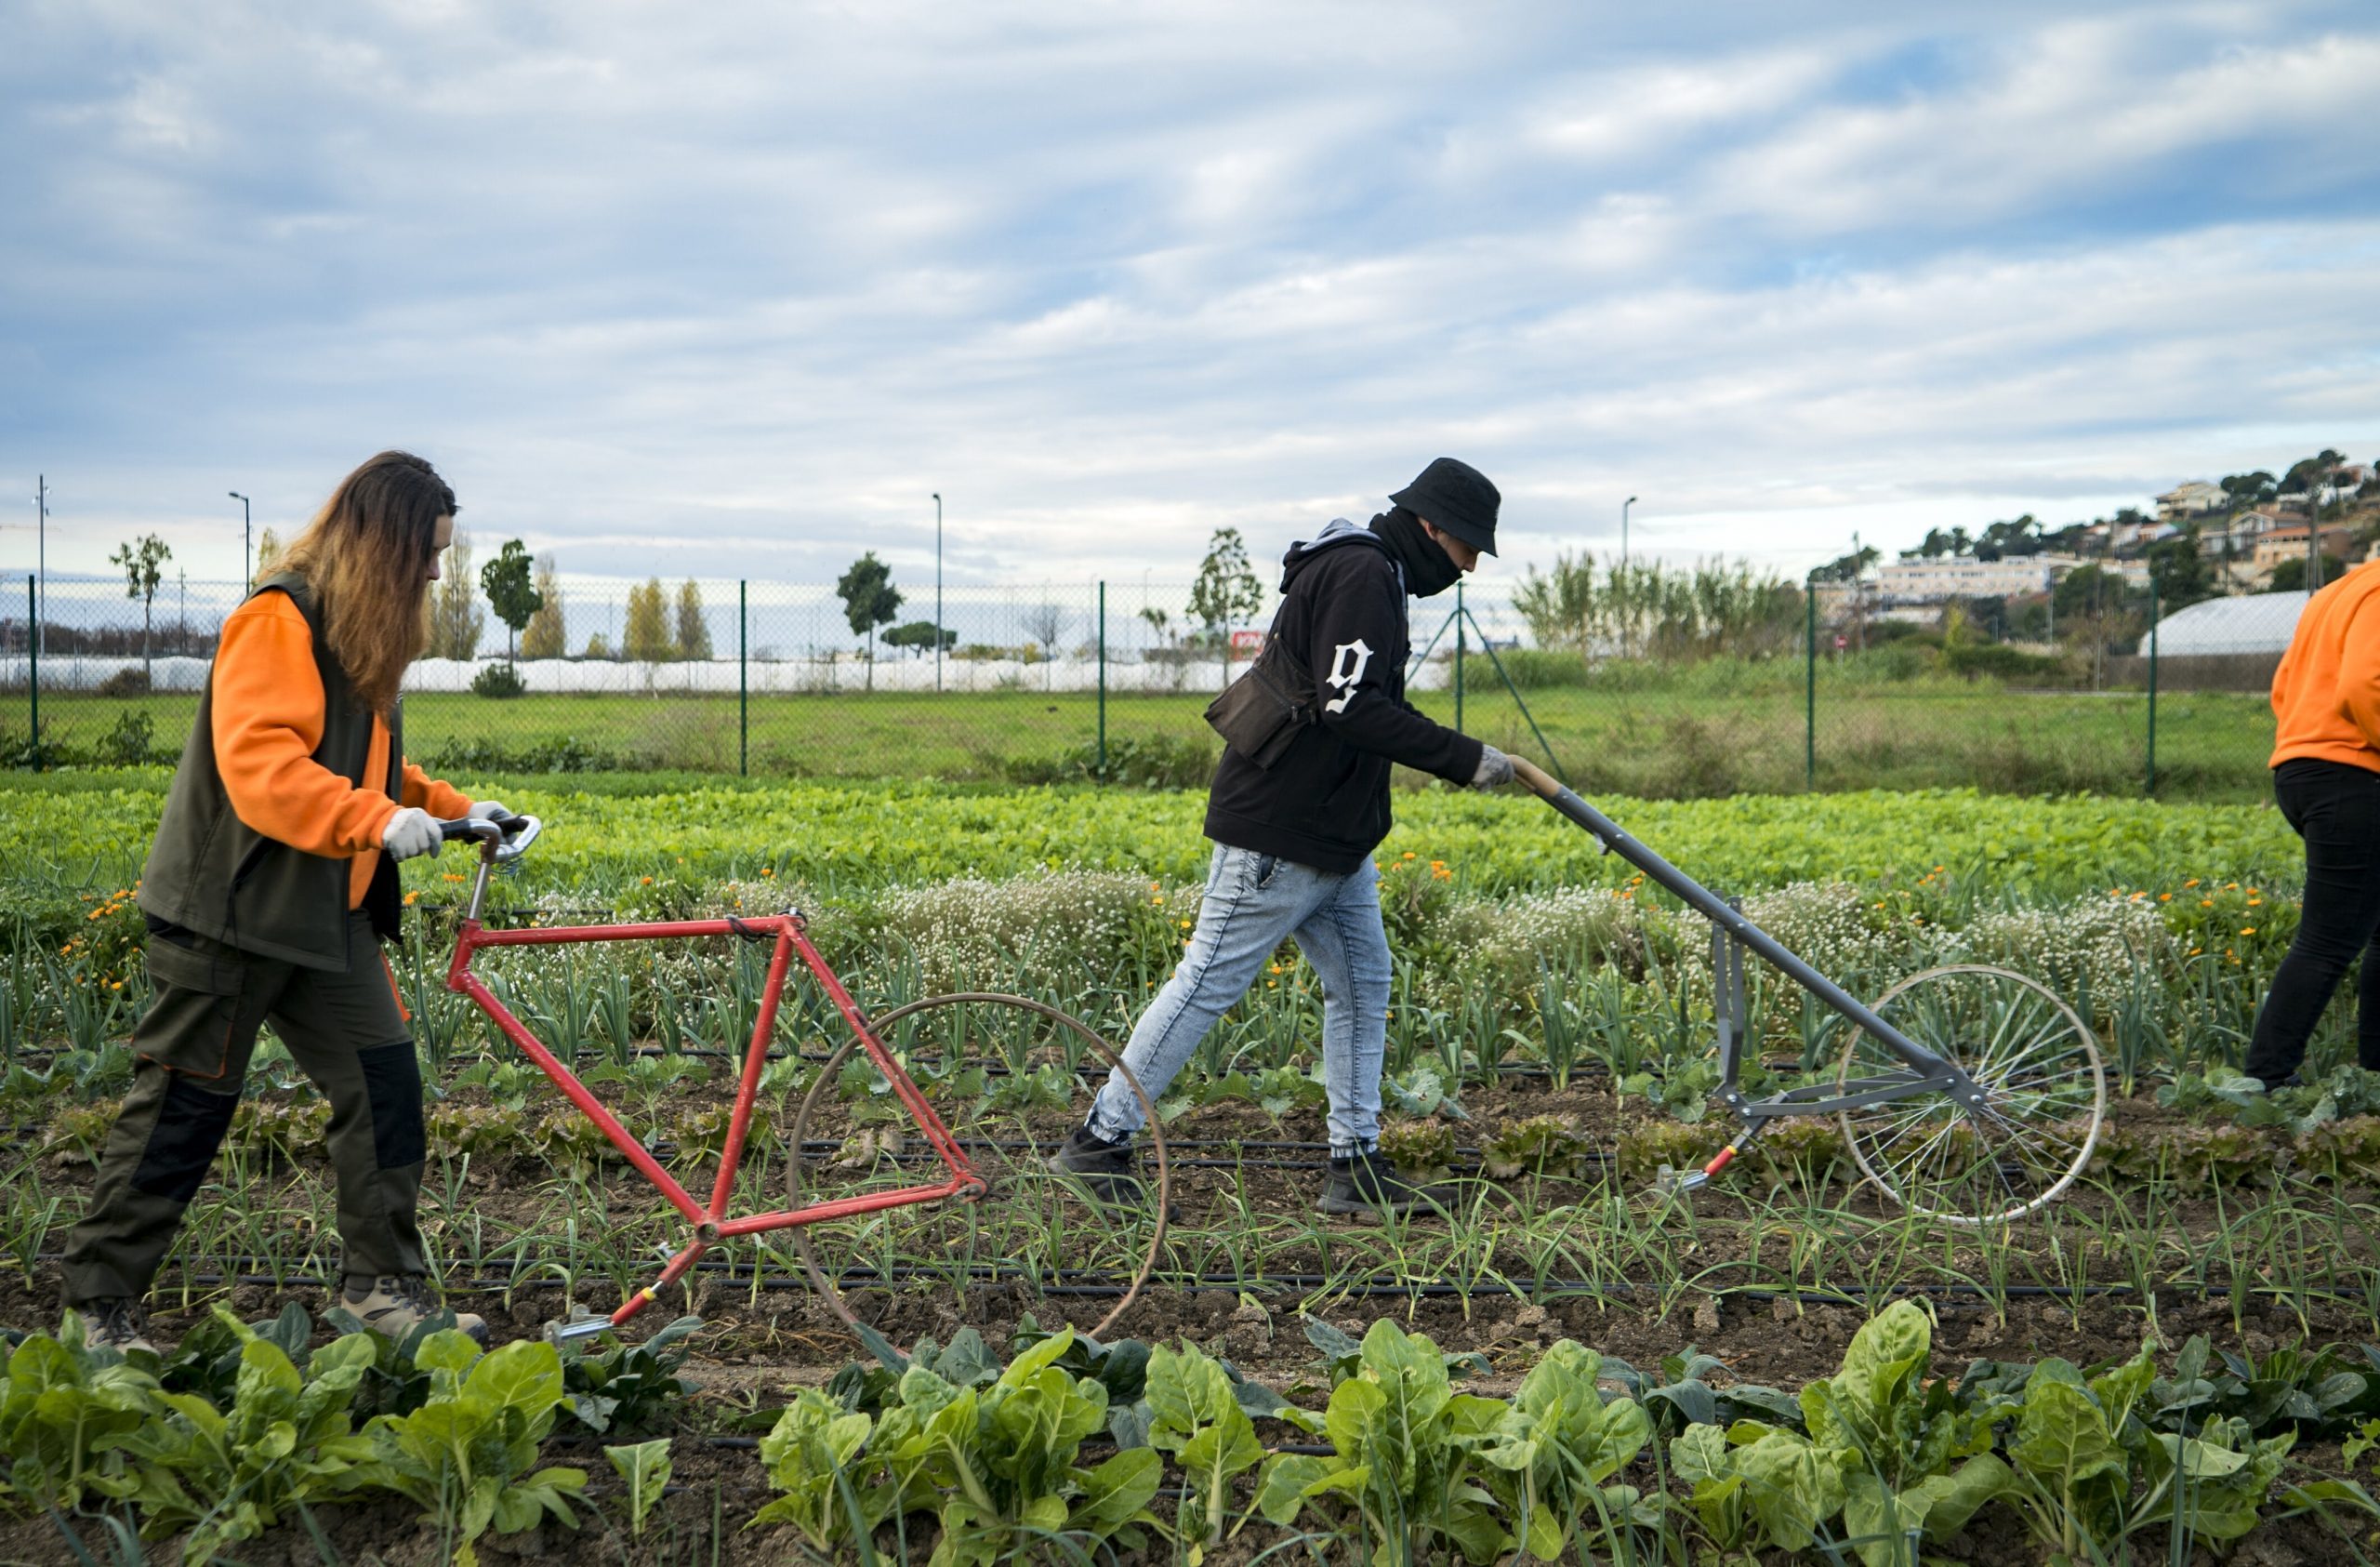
1471, 744, 1514, 790
380, 806, 443, 862
466, 799, 511, 823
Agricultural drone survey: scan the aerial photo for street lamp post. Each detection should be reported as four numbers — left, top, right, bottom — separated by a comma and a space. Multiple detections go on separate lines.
1621, 495, 1637, 564
230, 492, 252, 592
932, 492, 944, 693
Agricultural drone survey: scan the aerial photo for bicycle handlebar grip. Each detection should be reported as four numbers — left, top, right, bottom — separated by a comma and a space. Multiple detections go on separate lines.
435, 815, 532, 842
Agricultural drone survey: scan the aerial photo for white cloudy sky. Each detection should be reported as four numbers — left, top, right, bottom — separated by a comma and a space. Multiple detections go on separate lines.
4, 1, 2377, 591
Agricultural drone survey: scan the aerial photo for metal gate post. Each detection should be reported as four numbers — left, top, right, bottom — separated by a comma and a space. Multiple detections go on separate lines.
2145, 576, 2158, 796
25, 575, 37, 768
1453, 581, 1465, 733
1097, 580, 1107, 778
1805, 579, 1817, 790
738, 579, 748, 777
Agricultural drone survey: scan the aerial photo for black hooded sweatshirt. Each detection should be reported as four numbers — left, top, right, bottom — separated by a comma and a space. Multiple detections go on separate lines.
1203, 515, 1485, 873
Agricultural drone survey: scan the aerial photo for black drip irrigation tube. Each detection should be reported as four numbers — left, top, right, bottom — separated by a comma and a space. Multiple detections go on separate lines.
64, 1255, 2365, 1311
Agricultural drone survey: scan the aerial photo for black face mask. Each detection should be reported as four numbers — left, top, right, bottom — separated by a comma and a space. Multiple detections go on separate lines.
1369, 507, 1462, 598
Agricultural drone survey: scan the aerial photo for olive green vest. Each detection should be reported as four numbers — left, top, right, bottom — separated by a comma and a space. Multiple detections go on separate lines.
139, 571, 405, 971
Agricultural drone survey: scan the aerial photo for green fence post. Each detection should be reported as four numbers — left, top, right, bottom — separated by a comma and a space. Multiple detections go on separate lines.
738, 579, 748, 777
1805, 578, 1817, 790
1453, 580, 1465, 733
24, 575, 36, 768
2145, 575, 2158, 796
1097, 581, 1107, 779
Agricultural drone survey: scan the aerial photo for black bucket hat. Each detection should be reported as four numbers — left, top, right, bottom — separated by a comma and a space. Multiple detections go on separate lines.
1390, 458, 1500, 556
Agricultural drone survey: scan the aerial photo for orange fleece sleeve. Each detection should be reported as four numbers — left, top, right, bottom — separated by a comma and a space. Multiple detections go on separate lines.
401, 761, 473, 819
210, 594, 401, 857
2339, 596, 2380, 750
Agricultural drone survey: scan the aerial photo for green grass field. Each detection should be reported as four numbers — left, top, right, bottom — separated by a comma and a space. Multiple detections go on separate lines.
5, 671, 2279, 800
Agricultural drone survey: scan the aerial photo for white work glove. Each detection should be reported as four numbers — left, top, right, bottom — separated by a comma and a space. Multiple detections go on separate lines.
1471, 744, 1514, 790
381, 806, 443, 862
466, 799, 511, 823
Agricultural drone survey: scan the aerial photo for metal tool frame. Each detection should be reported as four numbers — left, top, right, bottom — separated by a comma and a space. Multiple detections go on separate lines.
436, 816, 984, 1342
1510, 761, 1990, 1193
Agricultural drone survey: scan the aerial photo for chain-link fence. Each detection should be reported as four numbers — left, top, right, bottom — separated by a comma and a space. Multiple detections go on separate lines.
0, 569, 2309, 801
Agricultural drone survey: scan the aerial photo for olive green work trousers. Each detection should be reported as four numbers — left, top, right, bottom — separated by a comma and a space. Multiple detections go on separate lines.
62, 910, 428, 1305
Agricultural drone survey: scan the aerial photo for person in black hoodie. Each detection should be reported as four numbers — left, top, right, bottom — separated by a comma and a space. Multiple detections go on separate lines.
1051, 458, 1514, 1217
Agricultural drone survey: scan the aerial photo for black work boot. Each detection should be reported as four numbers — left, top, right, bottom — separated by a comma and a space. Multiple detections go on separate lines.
1316, 1149, 1443, 1219
1045, 1122, 1150, 1204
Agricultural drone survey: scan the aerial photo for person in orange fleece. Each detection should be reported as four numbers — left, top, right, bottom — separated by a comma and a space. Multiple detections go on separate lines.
62, 451, 503, 1354
2245, 560, 2380, 1091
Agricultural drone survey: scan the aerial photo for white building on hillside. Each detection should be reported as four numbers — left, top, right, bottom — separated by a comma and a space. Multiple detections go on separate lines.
2156, 482, 2227, 520
1877, 552, 2149, 607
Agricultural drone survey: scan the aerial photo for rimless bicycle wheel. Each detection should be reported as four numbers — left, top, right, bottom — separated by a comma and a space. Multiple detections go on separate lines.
1835, 964, 2106, 1225
787, 992, 1169, 1345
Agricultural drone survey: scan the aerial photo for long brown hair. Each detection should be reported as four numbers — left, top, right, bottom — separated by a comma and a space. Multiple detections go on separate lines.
278, 451, 456, 714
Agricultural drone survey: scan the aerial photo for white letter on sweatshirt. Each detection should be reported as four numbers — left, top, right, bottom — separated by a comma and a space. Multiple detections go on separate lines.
1323, 638, 1374, 715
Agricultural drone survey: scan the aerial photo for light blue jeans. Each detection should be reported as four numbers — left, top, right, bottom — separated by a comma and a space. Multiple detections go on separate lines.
1088, 843, 1390, 1157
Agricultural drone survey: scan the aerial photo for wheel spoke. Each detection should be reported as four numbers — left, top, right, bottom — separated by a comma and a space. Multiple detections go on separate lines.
1838, 966, 2103, 1224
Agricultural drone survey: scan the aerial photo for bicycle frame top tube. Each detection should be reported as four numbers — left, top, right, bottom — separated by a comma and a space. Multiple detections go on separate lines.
1511, 763, 1965, 1085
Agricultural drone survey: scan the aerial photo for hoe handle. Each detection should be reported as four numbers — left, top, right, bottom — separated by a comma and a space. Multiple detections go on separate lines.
1510, 756, 1565, 801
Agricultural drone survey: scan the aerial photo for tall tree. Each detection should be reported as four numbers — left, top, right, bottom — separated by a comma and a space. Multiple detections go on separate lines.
108, 533, 172, 680
675, 579, 713, 660
835, 552, 901, 690
426, 529, 484, 659
254, 527, 284, 576
479, 538, 543, 671
520, 552, 565, 658
624, 578, 673, 662
1187, 527, 1264, 683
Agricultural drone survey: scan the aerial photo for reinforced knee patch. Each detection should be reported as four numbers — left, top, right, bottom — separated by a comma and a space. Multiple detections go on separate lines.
357, 1040, 427, 1169
132, 1075, 243, 1202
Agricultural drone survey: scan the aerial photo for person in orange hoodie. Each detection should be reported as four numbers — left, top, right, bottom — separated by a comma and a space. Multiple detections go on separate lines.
62, 451, 504, 1354
2245, 560, 2380, 1091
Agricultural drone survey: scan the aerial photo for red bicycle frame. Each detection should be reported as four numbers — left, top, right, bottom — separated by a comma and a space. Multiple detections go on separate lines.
442, 831, 979, 1336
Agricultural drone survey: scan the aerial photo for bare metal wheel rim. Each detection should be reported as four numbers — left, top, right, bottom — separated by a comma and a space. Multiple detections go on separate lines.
1835, 964, 2106, 1228
787, 991, 1170, 1348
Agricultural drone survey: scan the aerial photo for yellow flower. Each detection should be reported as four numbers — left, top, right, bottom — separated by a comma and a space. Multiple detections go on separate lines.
641, 875, 654, 884
2201, 899, 2214, 909
2158, 893, 2172, 902
761, 867, 774, 878
2241, 927, 2256, 936
1179, 919, 1193, 929
1402, 851, 1416, 860
403, 891, 420, 906
2188, 947, 2202, 956
2185, 878, 2201, 888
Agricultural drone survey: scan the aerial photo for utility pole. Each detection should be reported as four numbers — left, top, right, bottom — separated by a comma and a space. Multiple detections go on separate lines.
1621, 495, 1636, 564
230, 491, 252, 592
932, 492, 944, 693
